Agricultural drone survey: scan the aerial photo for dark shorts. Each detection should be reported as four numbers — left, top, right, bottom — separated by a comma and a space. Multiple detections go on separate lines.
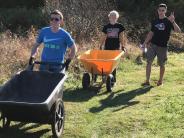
104, 46, 120, 50
146, 44, 168, 66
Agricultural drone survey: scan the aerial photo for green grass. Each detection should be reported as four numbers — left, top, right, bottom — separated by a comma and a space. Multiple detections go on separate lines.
0, 53, 184, 138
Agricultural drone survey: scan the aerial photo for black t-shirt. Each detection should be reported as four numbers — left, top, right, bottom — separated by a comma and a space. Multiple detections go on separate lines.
151, 18, 174, 47
102, 23, 125, 50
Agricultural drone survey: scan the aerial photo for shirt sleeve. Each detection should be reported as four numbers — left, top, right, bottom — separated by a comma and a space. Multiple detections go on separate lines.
65, 32, 75, 48
119, 25, 125, 33
36, 29, 44, 44
102, 25, 107, 34
151, 20, 155, 32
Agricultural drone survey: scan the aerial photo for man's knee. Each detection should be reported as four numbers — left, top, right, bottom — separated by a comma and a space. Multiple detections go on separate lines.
147, 61, 153, 66
159, 64, 165, 68
158, 59, 167, 67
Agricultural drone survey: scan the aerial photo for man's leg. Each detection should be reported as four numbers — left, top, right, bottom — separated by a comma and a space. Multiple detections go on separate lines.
159, 65, 165, 84
142, 44, 156, 85
112, 69, 116, 82
146, 62, 152, 83
157, 47, 167, 86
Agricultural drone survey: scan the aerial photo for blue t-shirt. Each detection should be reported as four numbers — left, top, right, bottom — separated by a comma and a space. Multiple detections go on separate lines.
36, 27, 74, 63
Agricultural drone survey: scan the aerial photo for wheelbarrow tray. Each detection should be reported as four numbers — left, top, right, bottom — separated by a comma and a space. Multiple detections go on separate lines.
78, 50, 124, 75
0, 70, 67, 123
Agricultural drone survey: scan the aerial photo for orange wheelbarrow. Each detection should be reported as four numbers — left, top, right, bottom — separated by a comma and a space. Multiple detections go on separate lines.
78, 50, 124, 92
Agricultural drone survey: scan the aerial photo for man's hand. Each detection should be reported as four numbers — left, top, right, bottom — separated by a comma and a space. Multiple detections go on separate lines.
168, 12, 175, 23
121, 46, 127, 52
168, 12, 181, 33
143, 37, 152, 48
100, 45, 103, 50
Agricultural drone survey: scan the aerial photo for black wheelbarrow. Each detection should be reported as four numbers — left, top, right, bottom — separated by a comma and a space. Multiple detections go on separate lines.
0, 59, 70, 138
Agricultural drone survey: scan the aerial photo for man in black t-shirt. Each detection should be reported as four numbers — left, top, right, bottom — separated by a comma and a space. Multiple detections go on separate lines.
143, 3, 181, 86
100, 10, 125, 50
99, 10, 126, 83
102, 22, 125, 50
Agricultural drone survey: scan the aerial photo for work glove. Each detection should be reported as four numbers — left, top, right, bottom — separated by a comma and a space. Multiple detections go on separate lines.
28, 56, 35, 65
64, 59, 71, 71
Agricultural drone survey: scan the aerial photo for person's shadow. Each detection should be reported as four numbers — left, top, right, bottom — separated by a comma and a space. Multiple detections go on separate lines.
63, 85, 103, 102
89, 86, 153, 113
0, 122, 50, 138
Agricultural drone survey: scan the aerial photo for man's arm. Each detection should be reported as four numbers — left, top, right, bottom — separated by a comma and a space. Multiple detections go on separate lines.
143, 31, 154, 47
172, 21, 181, 33
31, 42, 40, 57
119, 32, 127, 51
64, 44, 77, 70
168, 12, 181, 33
68, 44, 77, 59
99, 33, 107, 50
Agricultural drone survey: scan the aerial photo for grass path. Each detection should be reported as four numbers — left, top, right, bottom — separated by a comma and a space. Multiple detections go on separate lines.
0, 53, 184, 138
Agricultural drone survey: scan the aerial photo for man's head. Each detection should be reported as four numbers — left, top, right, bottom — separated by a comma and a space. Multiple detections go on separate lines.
157, 3, 167, 18
108, 10, 119, 25
50, 10, 64, 28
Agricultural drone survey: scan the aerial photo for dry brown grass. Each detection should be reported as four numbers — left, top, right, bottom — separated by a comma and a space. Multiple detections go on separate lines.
0, 28, 183, 82
0, 29, 35, 81
169, 32, 184, 48
0, 28, 137, 81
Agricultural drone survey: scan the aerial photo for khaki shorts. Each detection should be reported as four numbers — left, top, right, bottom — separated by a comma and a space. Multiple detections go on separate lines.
146, 44, 168, 66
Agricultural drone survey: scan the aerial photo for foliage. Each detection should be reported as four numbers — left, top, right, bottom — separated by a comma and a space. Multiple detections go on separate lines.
0, 0, 45, 8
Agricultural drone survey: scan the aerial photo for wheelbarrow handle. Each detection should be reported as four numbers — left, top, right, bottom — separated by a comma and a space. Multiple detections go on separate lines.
27, 57, 71, 71
34, 61, 64, 66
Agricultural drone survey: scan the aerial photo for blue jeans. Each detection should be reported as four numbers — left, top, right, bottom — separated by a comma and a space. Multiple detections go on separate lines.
39, 64, 64, 73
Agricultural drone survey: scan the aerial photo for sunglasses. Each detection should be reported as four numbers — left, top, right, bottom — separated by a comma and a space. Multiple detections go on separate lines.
158, 9, 166, 12
50, 17, 60, 22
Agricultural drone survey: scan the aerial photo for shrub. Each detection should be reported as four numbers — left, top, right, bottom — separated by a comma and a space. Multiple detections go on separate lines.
0, 8, 48, 34
0, 0, 45, 8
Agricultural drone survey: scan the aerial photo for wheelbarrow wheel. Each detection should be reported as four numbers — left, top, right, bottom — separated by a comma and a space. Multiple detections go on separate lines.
106, 74, 114, 92
2, 117, 10, 128
82, 73, 90, 89
51, 99, 65, 138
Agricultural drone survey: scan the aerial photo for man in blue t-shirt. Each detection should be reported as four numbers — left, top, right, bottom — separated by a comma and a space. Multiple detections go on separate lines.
31, 10, 77, 72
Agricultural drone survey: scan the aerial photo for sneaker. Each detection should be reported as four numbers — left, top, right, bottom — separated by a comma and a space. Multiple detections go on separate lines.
141, 81, 150, 86
157, 81, 163, 86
